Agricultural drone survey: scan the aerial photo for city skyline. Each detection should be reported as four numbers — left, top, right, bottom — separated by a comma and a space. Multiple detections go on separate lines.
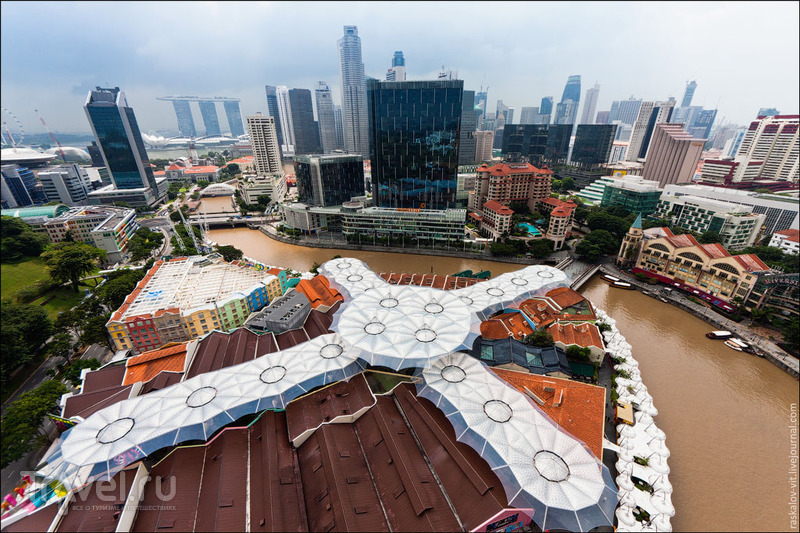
1, 1, 798, 137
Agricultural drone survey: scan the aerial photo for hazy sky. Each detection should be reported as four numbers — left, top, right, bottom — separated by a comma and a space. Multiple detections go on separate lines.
2, 1, 798, 137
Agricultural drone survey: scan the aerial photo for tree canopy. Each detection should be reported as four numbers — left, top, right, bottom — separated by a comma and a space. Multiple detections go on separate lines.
1, 216, 50, 262
127, 227, 165, 261
575, 229, 619, 262
1, 380, 68, 468
698, 230, 721, 244
523, 329, 554, 348
1, 301, 53, 382
41, 241, 106, 292
216, 245, 244, 262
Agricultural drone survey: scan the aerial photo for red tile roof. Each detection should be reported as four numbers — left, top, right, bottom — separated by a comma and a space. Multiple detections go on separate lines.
545, 287, 586, 310
490, 369, 605, 459
379, 272, 482, 290
732, 253, 770, 272
480, 312, 534, 340
123, 342, 188, 385
482, 200, 514, 215
294, 276, 343, 310
546, 322, 605, 350
776, 229, 800, 243
478, 162, 552, 176
699, 243, 730, 259
518, 298, 560, 328
184, 165, 220, 174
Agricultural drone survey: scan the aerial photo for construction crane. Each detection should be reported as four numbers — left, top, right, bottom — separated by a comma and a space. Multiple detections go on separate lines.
34, 109, 67, 162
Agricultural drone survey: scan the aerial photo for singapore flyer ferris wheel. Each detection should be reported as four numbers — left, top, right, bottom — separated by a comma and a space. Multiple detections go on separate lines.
1, 107, 25, 148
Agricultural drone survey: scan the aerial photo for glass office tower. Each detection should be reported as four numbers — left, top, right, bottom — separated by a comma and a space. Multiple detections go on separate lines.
84, 87, 158, 192
571, 124, 618, 166
367, 79, 463, 210
502, 124, 549, 165
294, 154, 365, 207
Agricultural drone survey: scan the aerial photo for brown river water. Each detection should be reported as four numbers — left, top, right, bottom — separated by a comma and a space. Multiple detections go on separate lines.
209, 226, 800, 532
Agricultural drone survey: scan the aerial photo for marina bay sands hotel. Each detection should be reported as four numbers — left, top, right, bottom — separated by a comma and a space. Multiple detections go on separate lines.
157, 96, 244, 138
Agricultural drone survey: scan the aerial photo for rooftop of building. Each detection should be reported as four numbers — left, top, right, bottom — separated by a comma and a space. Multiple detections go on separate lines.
183, 165, 220, 174
108, 256, 277, 323
644, 228, 771, 271
482, 199, 514, 215
0, 204, 70, 219
379, 272, 483, 290
546, 321, 605, 350
480, 311, 534, 341
775, 229, 800, 243
122, 342, 189, 385
294, 276, 344, 310
477, 161, 552, 176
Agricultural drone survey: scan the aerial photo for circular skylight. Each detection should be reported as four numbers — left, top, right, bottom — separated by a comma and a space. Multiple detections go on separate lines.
459, 296, 473, 305
364, 319, 386, 335
346, 274, 363, 282
415, 327, 437, 343
487, 287, 505, 297
336, 261, 352, 269
96, 417, 135, 444
186, 386, 217, 408
441, 365, 467, 383
380, 297, 399, 308
511, 277, 529, 286
259, 365, 287, 384
483, 399, 513, 423
320, 343, 344, 359
537, 270, 555, 278
533, 450, 570, 482
424, 301, 444, 314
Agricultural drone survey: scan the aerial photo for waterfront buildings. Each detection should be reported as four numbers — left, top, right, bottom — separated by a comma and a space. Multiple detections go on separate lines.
245, 114, 283, 176
42, 206, 138, 264
617, 213, 644, 267
385, 50, 406, 81
237, 173, 287, 204
580, 83, 600, 124
264, 85, 285, 152
570, 124, 617, 167
626, 100, 675, 162
37, 164, 93, 206
653, 194, 766, 250
469, 162, 552, 213
341, 205, 466, 243
769, 229, 799, 254
634, 227, 770, 304
600, 175, 663, 216
288, 88, 321, 155
659, 183, 798, 235
476, 199, 513, 240
294, 153, 364, 207
84, 87, 168, 208
642, 124, 705, 186
367, 79, 463, 210
338, 25, 370, 155
315, 82, 337, 154
106, 255, 283, 353
540, 198, 576, 250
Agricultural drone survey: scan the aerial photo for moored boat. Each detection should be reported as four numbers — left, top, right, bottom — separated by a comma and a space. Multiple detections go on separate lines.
706, 331, 733, 340
724, 338, 749, 351
611, 281, 635, 290
601, 274, 620, 283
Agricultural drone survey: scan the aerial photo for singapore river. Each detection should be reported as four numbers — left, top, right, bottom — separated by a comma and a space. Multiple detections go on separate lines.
209, 226, 799, 532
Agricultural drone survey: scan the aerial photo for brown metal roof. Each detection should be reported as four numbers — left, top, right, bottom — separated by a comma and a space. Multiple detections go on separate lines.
297, 424, 390, 532
132, 446, 205, 532
353, 396, 462, 532
193, 430, 248, 533
62, 385, 133, 419
393, 384, 508, 530
185, 329, 278, 379
248, 411, 309, 533
139, 371, 183, 395
276, 328, 310, 350
286, 373, 375, 447
1, 503, 58, 532
81, 364, 126, 393
55, 468, 135, 532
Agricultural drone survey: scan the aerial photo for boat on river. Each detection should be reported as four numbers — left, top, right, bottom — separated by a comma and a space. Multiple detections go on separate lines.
706, 331, 733, 340
610, 281, 635, 290
601, 274, 620, 283
724, 338, 750, 351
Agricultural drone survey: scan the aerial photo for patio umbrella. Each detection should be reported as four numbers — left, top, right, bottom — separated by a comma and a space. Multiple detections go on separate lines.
648, 439, 671, 458
616, 504, 638, 528
649, 491, 675, 516
616, 472, 635, 492
417, 352, 618, 533
651, 512, 673, 532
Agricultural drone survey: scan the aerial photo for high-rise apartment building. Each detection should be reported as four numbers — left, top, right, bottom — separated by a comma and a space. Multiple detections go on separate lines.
84, 87, 167, 207
474, 130, 495, 163
642, 124, 705, 187
275, 86, 295, 155
570, 124, 617, 167
288, 89, 320, 155
265, 85, 285, 151
333, 104, 345, 150
338, 25, 370, 155
470, 162, 553, 213
294, 154, 365, 207
386, 51, 406, 81
38, 164, 93, 206
555, 75, 581, 125
626, 100, 675, 161
366, 79, 463, 209
246, 114, 283, 175
315, 82, 337, 154
580, 83, 600, 124
681, 80, 697, 108
459, 90, 478, 165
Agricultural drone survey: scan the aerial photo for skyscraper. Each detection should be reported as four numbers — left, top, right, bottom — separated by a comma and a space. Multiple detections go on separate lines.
198, 100, 221, 137
642, 124, 704, 187
170, 100, 196, 137
1, 164, 35, 208
556, 75, 581, 125
544, 124, 573, 166
223, 101, 245, 138
367, 79, 463, 209
496, 100, 511, 128
315, 82, 337, 154
580, 83, 600, 124
540, 97, 554, 116
386, 51, 406, 81
757, 107, 780, 117
265, 85, 285, 151
595, 111, 610, 124
333, 104, 345, 150
519, 107, 539, 125
338, 25, 370, 155
38, 164, 93, 205
689, 109, 717, 140
501, 124, 549, 165
474, 91, 489, 122
570, 124, 617, 167
736, 115, 799, 181
289, 89, 320, 155
276, 86, 295, 155
681, 80, 697, 108
626, 100, 675, 161
608, 98, 642, 125
294, 154, 365, 206
246, 114, 282, 175
459, 90, 478, 165
84, 87, 166, 207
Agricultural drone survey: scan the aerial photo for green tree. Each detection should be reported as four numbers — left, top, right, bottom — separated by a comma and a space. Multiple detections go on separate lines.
256, 194, 272, 208
1, 216, 51, 261
127, 227, 165, 261
781, 317, 799, 346
197, 180, 210, 188
573, 206, 590, 227
45, 332, 74, 360
226, 163, 240, 176
81, 312, 113, 349
586, 211, 629, 240
508, 202, 530, 215
1, 302, 53, 381
523, 329, 554, 348
63, 358, 101, 386
565, 345, 592, 362
551, 179, 563, 193
644, 218, 671, 230
529, 239, 555, 259
41, 241, 106, 292
96, 269, 146, 309
1, 380, 68, 467
560, 176, 575, 192
216, 245, 243, 262
698, 230, 721, 244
